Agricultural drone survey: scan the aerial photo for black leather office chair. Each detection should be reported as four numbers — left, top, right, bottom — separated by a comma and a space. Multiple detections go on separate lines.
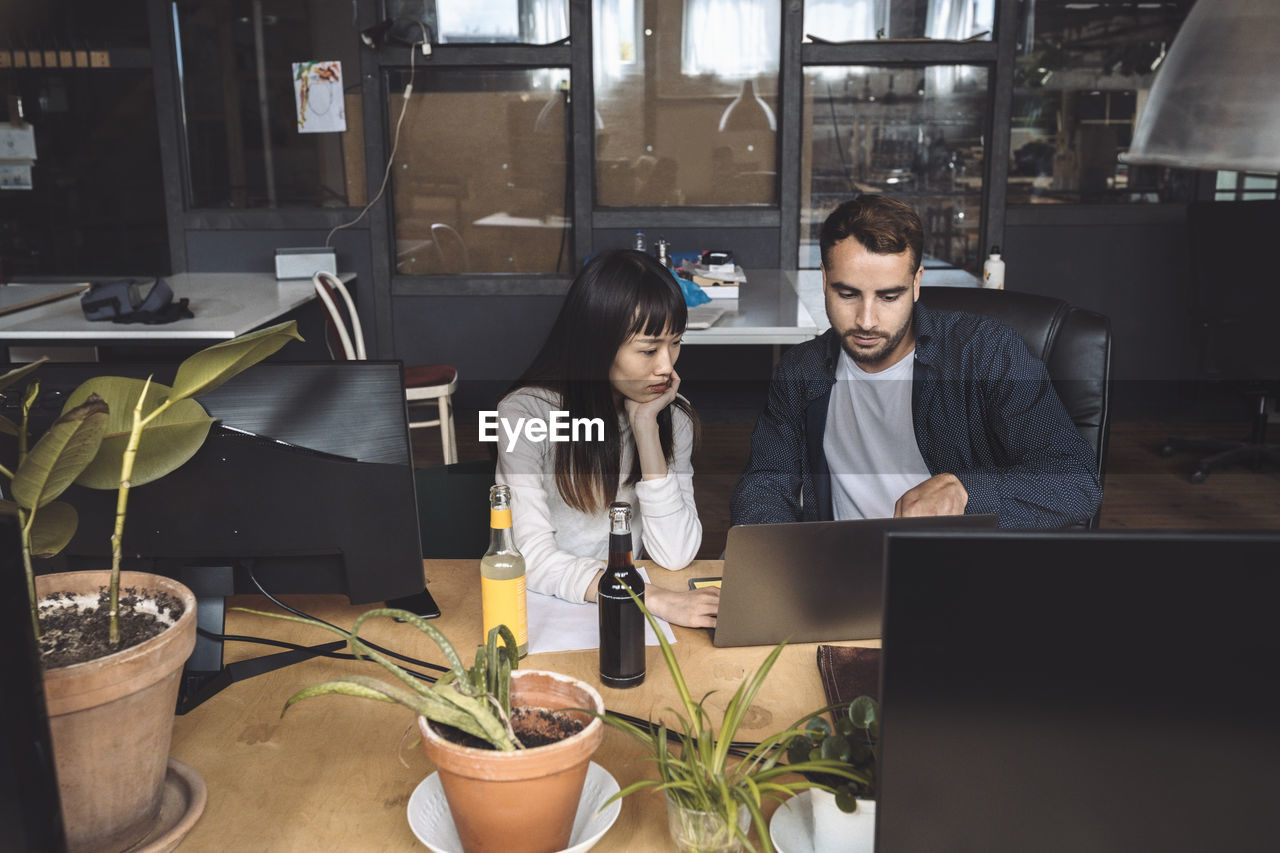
1159, 200, 1280, 483
918, 286, 1113, 528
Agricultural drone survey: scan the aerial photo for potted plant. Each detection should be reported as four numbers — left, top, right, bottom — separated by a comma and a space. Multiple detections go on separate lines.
597, 591, 869, 853
0, 320, 302, 853
783, 696, 879, 853
240, 606, 605, 853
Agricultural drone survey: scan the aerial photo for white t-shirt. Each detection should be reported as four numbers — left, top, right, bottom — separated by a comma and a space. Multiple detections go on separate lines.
824, 348, 931, 520
494, 388, 702, 603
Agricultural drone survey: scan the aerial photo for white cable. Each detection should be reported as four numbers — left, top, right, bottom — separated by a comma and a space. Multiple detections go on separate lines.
325, 36, 421, 248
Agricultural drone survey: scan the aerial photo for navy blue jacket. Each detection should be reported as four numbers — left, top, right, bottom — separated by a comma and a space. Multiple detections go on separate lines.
729, 304, 1103, 528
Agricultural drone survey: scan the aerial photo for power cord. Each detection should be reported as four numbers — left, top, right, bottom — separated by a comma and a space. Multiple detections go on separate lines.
244, 565, 448, 676
325, 26, 429, 248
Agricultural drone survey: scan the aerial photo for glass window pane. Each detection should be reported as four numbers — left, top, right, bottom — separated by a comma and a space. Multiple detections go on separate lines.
1243, 174, 1278, 192
1010, 0, 1196, 204
594, 0, 780, 207
389, 68, 570, 275
175, 0, 362, 209
801, 65, 989, 272
803, 0, 994, 42
387, 0, 569, 45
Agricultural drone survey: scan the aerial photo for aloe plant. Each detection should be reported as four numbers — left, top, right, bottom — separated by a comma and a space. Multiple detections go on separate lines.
239, 607, 526, 750
0, 320, 302, 645
597, 590, 871, 853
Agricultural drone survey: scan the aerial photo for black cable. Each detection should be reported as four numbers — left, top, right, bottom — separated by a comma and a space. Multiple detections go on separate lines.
196, 625, 443, 683
245, 567, 448, 674
555, 86, 572, 274
826, 80, 856, 191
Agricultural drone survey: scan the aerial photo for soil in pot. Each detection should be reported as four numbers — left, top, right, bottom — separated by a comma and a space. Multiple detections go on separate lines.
433, 706, 585, 750
38, 585, 187, 668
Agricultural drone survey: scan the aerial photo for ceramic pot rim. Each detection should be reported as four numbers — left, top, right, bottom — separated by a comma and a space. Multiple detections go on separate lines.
418, 669, 605, 762
36, 570, 198, 714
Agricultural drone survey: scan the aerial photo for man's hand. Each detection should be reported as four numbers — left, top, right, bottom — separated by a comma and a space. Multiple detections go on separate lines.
645, 583, 719, 629
894, 473, 968, 518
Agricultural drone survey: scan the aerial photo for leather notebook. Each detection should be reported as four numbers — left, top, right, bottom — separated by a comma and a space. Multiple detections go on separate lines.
816, 645, 881, 706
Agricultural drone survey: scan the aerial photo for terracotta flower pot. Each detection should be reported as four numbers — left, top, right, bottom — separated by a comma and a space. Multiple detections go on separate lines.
417, 669, 605, 853
37, 570, 197, 853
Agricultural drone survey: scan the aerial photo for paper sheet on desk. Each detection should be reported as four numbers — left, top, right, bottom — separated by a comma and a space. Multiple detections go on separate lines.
527, 568, 676, 654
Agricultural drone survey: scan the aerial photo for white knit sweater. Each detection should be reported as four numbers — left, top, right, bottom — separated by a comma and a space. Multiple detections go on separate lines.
494, 388, 702, 603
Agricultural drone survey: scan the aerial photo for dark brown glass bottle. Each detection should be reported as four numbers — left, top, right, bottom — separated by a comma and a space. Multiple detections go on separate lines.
598, 501, 645, 688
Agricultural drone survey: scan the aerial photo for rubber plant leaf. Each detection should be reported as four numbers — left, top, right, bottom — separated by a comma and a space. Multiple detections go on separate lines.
0, 358, 45, 394
62, 377, 214, 491
27, 500, 79, 557
10, 395, 109, 509
168, 321, 303, 402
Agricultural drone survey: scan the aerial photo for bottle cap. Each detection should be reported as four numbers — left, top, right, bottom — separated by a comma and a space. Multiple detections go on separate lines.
990, 245, 1001, 256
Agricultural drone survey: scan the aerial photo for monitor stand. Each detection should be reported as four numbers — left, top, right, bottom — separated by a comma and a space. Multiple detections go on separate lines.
173, 564, 442, 715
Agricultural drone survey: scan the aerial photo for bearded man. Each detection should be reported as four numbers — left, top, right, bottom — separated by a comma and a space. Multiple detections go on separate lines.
730, 195, 1101, 528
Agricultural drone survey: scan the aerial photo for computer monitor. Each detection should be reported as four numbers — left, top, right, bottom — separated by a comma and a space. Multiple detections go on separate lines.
3, 361, 435, 711
878, 530, 1280, 853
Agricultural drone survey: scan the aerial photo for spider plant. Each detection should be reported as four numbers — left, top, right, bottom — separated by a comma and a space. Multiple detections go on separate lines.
598, 589, 870, 852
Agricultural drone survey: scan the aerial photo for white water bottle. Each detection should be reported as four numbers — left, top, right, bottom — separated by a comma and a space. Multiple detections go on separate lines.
633, 230, 646, 251
982, 246, 1005, 290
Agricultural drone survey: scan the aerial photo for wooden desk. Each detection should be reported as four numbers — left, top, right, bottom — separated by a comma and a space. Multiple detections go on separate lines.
0, 273, 332, 349
170, 560, 872, 851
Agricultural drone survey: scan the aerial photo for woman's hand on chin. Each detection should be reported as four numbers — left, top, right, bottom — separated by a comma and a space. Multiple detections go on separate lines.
624, 370, 680, 430
644, 583, 719, 629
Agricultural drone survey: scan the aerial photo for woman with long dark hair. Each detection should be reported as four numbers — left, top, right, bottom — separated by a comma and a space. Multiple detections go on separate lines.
495, 249, 718, 628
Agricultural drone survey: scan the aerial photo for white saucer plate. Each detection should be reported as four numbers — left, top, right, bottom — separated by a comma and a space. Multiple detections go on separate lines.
769, 790, 815, 853
407, 760, 621, 853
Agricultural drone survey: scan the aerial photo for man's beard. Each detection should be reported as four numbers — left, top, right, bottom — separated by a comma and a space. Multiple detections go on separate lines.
842, 304, 914, 367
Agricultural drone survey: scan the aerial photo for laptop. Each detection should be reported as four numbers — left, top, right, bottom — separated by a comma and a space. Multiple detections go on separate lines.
709, 514, 998, 647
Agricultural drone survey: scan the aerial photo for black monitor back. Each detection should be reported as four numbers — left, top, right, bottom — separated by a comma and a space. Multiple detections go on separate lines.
878, 530, 1280, 853
5, 361, 423, 605
0, 513, 66, 852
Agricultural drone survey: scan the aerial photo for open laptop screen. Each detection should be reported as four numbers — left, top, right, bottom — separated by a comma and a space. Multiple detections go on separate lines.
877, 530, 1280, 853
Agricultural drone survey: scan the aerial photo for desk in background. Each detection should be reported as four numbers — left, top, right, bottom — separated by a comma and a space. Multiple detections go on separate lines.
169, 559, 865, 851
682, 269, 820, 346
0, 272, 332, 359
683, 264, 978, 345
472, 211, 570, 229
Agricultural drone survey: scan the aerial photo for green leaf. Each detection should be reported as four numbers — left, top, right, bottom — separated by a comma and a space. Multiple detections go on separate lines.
0, 359, 45, 394
848, 695, 878, 730
11, 395, 109, 509
169, 321, 303, 402
0, 415, 18, 437
63, 377, 215, 490
821, 734, 852, 764
805, 717, 833, 738
28, 501, 78, 557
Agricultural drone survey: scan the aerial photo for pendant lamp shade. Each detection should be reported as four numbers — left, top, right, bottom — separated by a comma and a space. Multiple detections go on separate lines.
1123, 0, 1280, 172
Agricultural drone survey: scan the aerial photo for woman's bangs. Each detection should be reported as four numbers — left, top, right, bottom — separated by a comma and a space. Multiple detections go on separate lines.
627, 271, 688, 339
